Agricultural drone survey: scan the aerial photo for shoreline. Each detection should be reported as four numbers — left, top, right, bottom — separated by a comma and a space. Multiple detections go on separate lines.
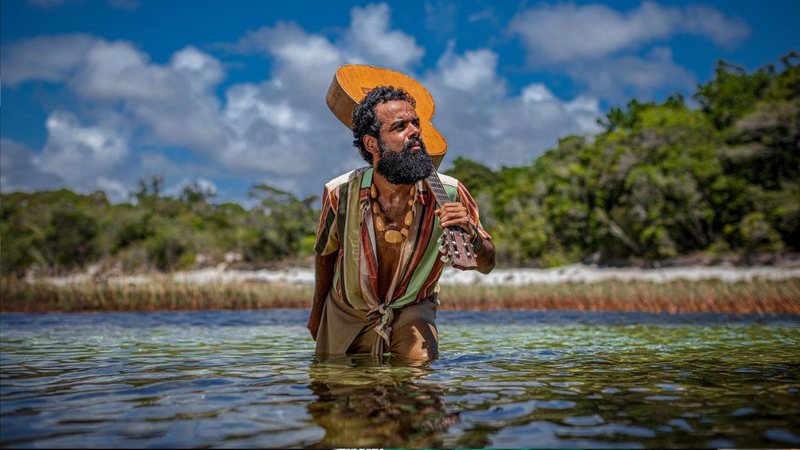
30, 263, 800, 287
2, 265, 798, 315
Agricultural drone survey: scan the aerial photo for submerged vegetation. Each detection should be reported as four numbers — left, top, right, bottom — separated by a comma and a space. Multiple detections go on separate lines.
1, 54, 798, 275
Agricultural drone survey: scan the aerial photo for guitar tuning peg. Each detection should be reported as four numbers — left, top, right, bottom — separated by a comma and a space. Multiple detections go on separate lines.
440, 254, 450, 263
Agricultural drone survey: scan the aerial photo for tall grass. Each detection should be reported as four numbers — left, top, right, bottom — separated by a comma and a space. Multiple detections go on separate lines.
0, 278, 313, 312
2, 277, 798, 314
436, 279, 800, 314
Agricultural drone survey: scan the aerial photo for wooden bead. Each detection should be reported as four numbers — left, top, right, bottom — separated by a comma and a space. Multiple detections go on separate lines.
384, 230, 403, 244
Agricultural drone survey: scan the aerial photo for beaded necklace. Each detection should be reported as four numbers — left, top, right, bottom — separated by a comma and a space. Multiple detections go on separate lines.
371, 184, 416, 244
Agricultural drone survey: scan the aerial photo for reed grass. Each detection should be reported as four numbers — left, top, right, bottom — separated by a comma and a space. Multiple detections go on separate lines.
436, 279, 800, 314
1, 276, 798, 314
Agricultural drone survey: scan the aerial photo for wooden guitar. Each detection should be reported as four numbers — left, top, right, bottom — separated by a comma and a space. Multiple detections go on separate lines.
326, 64, 477, 270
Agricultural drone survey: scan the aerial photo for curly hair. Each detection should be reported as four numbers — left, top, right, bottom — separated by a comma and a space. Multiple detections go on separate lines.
351, 86, 416, 163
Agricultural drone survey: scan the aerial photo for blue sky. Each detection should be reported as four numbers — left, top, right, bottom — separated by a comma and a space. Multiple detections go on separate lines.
2, 0, 798, 204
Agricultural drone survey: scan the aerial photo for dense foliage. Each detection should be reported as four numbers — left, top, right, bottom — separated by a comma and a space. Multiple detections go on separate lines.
1, 177, 318, 275
451, 53, 799, 266
1, 54, 797, 274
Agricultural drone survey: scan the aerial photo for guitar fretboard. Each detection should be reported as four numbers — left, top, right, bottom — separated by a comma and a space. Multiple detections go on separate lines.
426, 173, 452, 208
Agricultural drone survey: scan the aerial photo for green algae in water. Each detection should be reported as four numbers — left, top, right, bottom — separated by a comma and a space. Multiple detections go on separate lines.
1, 310, 798, 448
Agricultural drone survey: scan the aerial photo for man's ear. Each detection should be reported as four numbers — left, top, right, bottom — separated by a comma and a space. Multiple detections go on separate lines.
364, 135, 378, 156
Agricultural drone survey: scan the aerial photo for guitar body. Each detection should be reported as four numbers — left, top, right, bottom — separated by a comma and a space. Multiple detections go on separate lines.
326, 64, 477, 269
326, 65, 447, 168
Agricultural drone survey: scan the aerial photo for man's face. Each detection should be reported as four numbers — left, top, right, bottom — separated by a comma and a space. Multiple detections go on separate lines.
373, 100, 434, 184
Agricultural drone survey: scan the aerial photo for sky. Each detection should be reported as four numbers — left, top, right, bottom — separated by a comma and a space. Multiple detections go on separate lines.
2, 0, 798, 205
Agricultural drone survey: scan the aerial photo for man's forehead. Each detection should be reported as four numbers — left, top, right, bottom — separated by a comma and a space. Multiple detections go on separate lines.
377, 100, 418, 120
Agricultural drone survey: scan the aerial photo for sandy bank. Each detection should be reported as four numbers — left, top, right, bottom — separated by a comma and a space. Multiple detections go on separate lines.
37, 264, 800, 287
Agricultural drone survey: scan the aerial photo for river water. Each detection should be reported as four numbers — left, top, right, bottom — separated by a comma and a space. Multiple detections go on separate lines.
1, 310, 798, 448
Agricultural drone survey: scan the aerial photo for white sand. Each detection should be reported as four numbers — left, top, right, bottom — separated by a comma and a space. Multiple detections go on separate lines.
38, 264, 800, 287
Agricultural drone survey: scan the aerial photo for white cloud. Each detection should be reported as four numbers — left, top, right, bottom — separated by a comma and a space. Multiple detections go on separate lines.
425, 49, 602, 167
0, 139, 64, 192
567, 47, 695, 101
1, 34, 96, 85
63, 38, 228, 151
683, 5, 751, 48
73, 40, 173, 101
509, 1, 749, 65
522, 83, 556, 103
3, 2, 605, 200
97, 177, 130, 201
436, 45, 504, 95
34, 111, 129, 186
344, 4, 425, 70
170, 46, 225, 94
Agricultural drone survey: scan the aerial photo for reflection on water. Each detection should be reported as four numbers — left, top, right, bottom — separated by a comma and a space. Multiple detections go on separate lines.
1, 310, 799, 448
308, 355, 458, 448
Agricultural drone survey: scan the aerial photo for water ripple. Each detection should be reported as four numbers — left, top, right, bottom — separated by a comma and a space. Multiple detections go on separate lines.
2, 310, 798, 448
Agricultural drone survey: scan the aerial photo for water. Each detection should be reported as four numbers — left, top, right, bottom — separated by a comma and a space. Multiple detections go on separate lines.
1, 310, 798, 448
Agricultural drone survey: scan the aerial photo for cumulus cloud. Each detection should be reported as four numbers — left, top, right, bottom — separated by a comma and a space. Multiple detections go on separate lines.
170, 46, 225, 93
1, 34, 96, 85
345, 4, 425, 69
0, 139, 64, 192
3, 2, 604, 200
34, 111, 129, 186
509, 1, 749, 65
436, 45, 505, 95
568, 47, 696, 102
426, 48, 602, 167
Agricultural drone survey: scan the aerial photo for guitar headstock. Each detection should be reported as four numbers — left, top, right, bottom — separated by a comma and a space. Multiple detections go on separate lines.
438, 226, 478, 270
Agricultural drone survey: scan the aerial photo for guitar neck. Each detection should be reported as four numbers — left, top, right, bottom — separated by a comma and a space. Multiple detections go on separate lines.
427, 172, 478, 269
426, 173, 453, 209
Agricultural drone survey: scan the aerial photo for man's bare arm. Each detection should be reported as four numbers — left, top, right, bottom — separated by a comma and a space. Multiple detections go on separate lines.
307, 253, 337, 340
471, 234, 496, 274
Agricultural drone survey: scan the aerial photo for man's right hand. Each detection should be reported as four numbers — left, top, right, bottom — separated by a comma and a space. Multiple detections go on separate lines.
309, 253, 337, 342
307, 312, 321, 341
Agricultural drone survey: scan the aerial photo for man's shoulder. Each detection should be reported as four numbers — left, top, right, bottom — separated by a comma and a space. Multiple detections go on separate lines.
437, 172, 460, 188
324, 166, 370, 192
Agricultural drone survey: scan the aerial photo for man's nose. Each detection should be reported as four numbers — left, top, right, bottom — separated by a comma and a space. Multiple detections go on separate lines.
407, 122, 420, 138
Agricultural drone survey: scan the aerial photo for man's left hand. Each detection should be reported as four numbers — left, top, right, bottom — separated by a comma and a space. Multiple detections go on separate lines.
434, 202, 475, 237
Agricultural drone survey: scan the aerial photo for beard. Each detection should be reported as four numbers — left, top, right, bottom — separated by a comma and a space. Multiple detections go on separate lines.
375, 137, 435, 184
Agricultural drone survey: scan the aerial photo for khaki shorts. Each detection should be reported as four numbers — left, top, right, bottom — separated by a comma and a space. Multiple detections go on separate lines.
315, 294, 438, 360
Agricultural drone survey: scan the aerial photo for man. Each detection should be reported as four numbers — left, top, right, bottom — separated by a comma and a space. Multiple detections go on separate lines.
308, 86, 495, 361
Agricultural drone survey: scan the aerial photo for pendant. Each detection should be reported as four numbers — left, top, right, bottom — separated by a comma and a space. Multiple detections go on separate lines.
384, 230, 404, 244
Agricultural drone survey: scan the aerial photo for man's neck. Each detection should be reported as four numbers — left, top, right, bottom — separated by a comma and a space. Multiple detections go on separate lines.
371, 169, 416, 202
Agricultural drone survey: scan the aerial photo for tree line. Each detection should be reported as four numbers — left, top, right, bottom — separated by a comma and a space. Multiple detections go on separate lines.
1, 53, 797, 275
